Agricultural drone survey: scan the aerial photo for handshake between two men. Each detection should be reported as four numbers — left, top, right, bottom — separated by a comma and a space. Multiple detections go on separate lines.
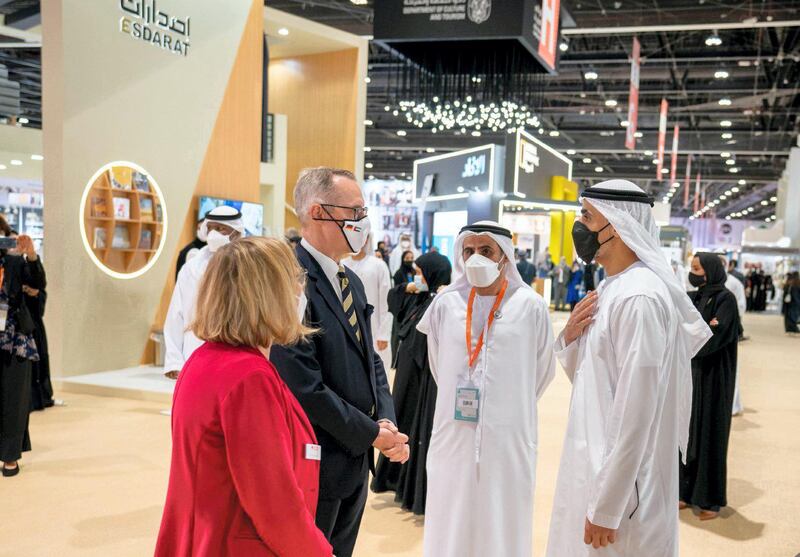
373, 420, 410, 463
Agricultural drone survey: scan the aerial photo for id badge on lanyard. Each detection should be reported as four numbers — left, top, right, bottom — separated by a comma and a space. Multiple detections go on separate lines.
455, 280, 508, 423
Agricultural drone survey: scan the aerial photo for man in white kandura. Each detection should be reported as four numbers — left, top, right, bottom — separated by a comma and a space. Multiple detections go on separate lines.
417, 221, 555, 557
163, 206, 245, 379
720, 254, 747, 416
546, 180, 712, 556
343, 234, 392, 367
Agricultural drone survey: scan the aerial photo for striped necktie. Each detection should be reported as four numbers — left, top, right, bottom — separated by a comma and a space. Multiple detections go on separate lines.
338, 265, 361, 342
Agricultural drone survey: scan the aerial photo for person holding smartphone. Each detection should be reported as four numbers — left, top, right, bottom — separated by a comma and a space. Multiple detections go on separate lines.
0, 214, 46, 477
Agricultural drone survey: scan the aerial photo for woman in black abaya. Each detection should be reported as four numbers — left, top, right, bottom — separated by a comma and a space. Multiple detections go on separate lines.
680, 253, 742, 520
371, 251, 451, 515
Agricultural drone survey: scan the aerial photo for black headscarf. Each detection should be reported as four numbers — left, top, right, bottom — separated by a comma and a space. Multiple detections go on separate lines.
693, 252, 727, 319
416, 252, 452, 294
393, 250, 417, 285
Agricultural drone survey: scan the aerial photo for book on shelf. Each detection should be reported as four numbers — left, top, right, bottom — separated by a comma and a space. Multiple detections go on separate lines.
93, 227, 107, 249
113, 197, 131, 220
139, 197, 154, 220
156, 203, 163, 222
109, 166, 133, 190
133, 171, 151, 192
112, 225, 131, 249
91, 196, 109, 217
139, 229, 153, 250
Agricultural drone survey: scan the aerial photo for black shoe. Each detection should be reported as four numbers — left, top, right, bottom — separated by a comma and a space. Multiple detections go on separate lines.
2, 464, 20, 477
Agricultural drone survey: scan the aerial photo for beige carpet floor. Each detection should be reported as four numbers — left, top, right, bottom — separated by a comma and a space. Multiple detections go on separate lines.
1, 312, 798, 556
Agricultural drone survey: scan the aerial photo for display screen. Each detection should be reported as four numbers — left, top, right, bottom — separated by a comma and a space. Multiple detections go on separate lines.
198, 196, 264, 237
432, 210, 468, 263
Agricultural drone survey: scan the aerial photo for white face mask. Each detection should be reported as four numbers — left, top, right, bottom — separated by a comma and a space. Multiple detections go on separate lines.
401, 240, 411, 249
206, 230, 231, 252
296, 291, 308, 321
413, 274, 429, 292
465, 254, 504, 288
342, 217, 371, 254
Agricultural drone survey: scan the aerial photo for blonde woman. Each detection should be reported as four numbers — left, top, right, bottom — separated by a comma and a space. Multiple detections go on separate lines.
155, 237, 332, 557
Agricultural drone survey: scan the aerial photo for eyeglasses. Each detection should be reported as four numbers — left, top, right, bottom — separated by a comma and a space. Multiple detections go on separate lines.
320, 204, 369, 221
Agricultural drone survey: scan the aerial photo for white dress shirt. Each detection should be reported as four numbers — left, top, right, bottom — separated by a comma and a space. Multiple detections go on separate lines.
302, 238, 343, 299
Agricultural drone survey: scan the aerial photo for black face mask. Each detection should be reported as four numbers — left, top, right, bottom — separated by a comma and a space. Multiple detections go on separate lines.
402, 261, 414, 271
688, 272, 706, 288
572, 221, 614, 264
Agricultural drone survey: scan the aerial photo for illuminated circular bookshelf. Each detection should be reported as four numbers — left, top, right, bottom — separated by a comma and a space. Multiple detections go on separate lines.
79, 161, 168, 279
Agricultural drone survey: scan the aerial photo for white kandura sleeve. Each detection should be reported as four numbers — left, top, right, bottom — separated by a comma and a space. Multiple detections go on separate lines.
534, 299, 556, 399
417, 298, 440, 384
553, 329, 581, 383
163, 272, 188, 374
587, 296, 668, 530
376, 262, 392, 343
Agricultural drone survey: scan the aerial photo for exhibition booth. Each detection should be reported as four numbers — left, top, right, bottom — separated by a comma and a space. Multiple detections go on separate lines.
34, 2, 368, 401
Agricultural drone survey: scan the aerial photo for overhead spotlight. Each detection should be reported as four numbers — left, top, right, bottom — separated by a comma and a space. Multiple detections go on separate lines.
10, 159, 22, 166
365, 162, 374, 169
652, 159, 659, 164
726, 159, 736, 165
277, 27, 289, 36
396, 130, 407, 137
364, 119, 374, 126
0, 164, 6, 170
761, 200, 769, 206
549, 130, 560, 137
18, 117, 29, 124
737, 179, 746, 185
350, 0, 368, 5
720, 120, 732, 127
661, 168, 669, 174
644, 150, 653, 156
582, 157, 592, 164
705, 33, 722, 47
714, 70, 729, 79
721, 132, 733, 139
426, 147, 436, 153
368, 175, 375, 180
559, 42, 569, 52
363, 147, 371, 152
384, 105, 391, 111
31, 154, 43, 161
718, 98, 732, 106
471, 130, 482, 137
729, 167, 739, 173
364, 76, 371, 84
634, 131, 643, 138
732, 186, 740, 192
605, 99, 618, 107
620, 120, 629, 127
770, 196, 777, 202
567, 149, 577, 155
584, 71, 599, 80
720, 152, 731, 158
595, 166, 604, 173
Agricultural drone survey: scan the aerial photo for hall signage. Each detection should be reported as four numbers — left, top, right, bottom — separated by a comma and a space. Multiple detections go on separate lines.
374, 0, 563, 74
119, 0, 191, 57
413, 145, 498, 202
506, 129, 572, 199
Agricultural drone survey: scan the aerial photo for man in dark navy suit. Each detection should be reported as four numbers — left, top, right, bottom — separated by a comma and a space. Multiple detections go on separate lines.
271, 167, 408, 557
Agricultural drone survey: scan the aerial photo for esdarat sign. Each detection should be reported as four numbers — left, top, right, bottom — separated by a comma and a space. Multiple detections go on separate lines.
119, 0, 191, 57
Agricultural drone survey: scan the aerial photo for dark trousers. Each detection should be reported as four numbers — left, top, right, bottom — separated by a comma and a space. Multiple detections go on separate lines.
0, 353, 32, 462
316, 474, 369, 557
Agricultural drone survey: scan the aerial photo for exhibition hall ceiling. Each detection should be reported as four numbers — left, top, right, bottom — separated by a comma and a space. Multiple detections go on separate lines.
268, 0, 800, 221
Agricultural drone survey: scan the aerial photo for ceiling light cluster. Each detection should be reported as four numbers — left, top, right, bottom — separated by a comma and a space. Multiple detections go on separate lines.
394, 98, 541, 135
691, 183, 749, 219
705, 33, 722, 47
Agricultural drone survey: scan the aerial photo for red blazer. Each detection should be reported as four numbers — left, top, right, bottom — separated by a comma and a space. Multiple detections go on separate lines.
155, 342, 332, 557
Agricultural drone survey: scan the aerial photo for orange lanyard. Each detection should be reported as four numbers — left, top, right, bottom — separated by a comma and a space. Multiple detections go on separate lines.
465, 279, 508, 369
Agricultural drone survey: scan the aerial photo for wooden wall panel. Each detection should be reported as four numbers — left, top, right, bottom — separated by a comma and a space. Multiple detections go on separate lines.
142, 0, 263, 363
267, 49, 360, 229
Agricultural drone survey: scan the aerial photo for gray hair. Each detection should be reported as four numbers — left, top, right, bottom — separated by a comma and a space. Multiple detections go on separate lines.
294, 167, 356, 224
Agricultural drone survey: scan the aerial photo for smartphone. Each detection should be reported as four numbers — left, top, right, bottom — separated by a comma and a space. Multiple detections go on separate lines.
0, 237, 17, 250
